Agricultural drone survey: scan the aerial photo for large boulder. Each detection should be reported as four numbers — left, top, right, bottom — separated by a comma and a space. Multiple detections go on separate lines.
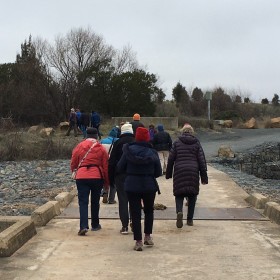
223, 120, 233, 128
59, 122, 69, 131
39, 128, 55, 137
244, 117, 256, 129
28, 125, 41, 133
218, 145, 235, 158
270, 117, 280, 128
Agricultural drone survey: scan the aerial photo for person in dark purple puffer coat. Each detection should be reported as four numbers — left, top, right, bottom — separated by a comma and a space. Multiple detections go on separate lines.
165, 123, 208, 228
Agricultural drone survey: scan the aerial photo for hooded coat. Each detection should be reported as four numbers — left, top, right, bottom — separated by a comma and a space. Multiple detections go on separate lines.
70, 139, 109, 189
165, 132, 208, 196
152, 124, 172, 151
117, 142, 162, 193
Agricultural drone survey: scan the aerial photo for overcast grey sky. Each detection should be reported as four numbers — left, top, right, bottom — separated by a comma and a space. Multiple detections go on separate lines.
1, 0, 280, 102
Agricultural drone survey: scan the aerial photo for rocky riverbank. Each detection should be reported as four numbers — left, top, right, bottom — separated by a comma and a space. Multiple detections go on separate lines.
0, 157, 279, 216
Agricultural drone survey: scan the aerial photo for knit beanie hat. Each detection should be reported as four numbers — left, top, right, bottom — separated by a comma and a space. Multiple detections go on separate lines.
121, 123, 133, 135
133, 113, 140, 121
180, 123, 194, 135
135, 127, 150, 142
86, 127, 98, 139
157, 124, 164, 132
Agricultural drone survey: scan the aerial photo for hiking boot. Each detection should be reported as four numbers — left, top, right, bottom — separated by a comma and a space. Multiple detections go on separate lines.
78, 228, 88, 236
176, 212, 183, 228
144, 236, 154, 246
187, 219, 193, 226
102, 193, 108, 203
91, 224, 102, 231
134, 241, 143, 251
120, 227, 129, 235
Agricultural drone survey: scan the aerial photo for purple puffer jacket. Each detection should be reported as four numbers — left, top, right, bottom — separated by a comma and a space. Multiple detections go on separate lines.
165, 133, 208, 196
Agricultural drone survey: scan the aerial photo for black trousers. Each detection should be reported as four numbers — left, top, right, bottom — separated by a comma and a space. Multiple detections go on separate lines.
127, 191, 156, 241
115, 174, 130, 227
175, 195, 197, 220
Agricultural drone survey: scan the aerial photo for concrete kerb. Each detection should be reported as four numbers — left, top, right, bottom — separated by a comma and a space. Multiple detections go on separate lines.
264, 202, 280, 225
0, 189, 77, 257
31, 189, 77, 227
0, 217, 37, 257
246, 192, 280, 225
245, 192, 269, 209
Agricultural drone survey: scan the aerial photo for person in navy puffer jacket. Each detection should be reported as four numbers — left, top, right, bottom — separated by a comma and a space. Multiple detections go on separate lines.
166, 123, 208, 228
117, 127, 162, 251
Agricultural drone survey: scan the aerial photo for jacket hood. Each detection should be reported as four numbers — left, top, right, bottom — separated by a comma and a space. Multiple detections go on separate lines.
123, 142, 156, 165
157, 124, 164, 132
178, 133, 198, 145
109, 127, 118, 138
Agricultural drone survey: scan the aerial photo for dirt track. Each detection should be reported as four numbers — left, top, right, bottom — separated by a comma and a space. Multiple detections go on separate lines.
196, 128, 280, 159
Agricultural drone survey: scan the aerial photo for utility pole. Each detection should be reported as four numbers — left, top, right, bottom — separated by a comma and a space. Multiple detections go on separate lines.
205, 91, 212, 127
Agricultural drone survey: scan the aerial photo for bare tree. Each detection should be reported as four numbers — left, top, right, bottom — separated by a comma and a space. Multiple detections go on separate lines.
111, 44, 139, 74
45, 27, 115, 114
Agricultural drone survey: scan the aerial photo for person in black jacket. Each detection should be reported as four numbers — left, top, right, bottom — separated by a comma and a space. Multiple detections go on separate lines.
165, 123, 208, 228
152, 124, 172, 174
108, 123, 135, 235
130, 113, 144, 135
117, 127, 162, 251
80, 110, 90, 138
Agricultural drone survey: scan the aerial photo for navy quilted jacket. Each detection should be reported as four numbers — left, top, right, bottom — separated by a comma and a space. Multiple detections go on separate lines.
165, 133, 208, 196
117, 142, 162, 193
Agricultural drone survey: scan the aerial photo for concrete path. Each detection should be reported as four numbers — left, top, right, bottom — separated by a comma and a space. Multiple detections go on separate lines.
0, 166, 280, 280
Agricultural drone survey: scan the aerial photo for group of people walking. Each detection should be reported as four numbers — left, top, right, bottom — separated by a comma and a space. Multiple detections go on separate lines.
70, 113, 208, 251
66, 108, 101, 139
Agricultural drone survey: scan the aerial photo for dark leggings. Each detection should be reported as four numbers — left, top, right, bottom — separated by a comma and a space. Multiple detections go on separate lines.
127, 191, 156, 241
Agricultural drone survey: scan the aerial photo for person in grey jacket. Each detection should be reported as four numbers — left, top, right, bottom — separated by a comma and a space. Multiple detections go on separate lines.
117, 127, 162, 251
165, 123, 208, 228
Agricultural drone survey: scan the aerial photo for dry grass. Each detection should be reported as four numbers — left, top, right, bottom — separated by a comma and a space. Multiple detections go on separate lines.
0, 129, 80, 161
0, 123, 119, 161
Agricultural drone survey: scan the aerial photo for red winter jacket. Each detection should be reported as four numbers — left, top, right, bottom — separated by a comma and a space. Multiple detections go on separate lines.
71, 138, 109, 190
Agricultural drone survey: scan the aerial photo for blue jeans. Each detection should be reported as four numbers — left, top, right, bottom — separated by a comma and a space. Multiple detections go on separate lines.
76, 179, 103, 230
80, 124, 87, 138
175, 195, 197, 220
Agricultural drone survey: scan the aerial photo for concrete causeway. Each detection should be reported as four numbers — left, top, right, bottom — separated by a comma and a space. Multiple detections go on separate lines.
0, 165, 280, 279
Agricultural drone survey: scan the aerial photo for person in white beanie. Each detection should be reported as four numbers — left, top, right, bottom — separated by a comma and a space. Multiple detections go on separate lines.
108, 122, 135, 234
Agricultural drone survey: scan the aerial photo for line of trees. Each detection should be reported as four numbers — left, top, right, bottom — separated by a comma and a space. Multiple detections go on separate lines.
168, 82, 280, 120
0, 27, 165, 125
1, 27, 279, 126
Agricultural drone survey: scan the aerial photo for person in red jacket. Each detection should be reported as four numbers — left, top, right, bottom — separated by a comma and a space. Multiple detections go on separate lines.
71, 127, 109, 235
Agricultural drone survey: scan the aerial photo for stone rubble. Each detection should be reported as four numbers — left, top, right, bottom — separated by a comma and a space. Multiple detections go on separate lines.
209, 162, 280, 204
0, 160, 74, 216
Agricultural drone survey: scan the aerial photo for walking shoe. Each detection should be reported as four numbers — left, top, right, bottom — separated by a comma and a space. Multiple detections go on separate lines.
102, 193, 108, 204
176, 212, 183, 228
120, 227, 129, 235
134, 241, 143, 251
108, 200, 117, 204
91, 224, 102, 231
187, 219, 193, 226
144, 236, 154, 246
78, 228, 88, 236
